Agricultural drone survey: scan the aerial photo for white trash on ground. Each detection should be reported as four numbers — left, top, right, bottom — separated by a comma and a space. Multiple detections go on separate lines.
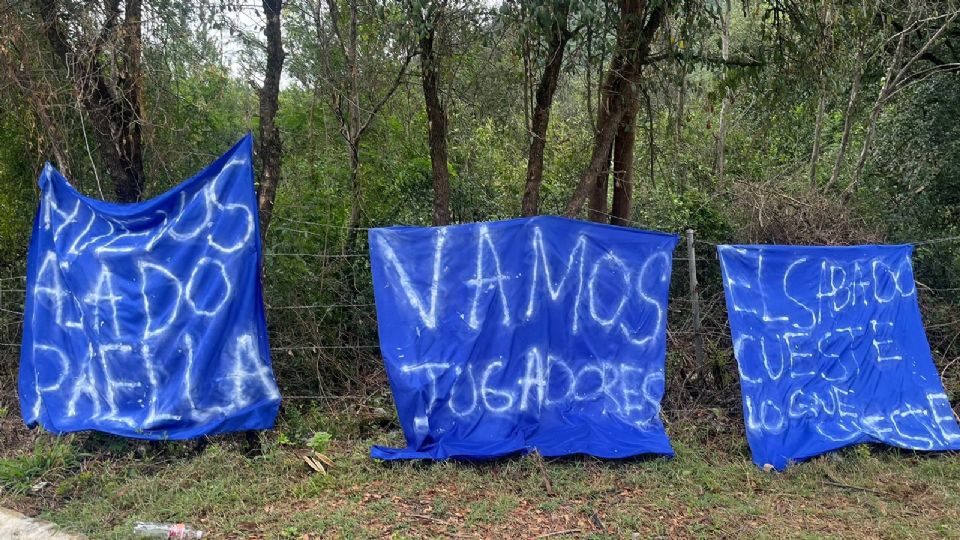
133, 522, 204, 538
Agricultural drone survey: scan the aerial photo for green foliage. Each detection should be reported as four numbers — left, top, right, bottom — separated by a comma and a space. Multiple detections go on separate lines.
306, 432, 333, 453
633, 185, 734, 241
864, 74, 960, 293
0, 108, 38, 275
1, 0, 958, 406
144, 65, 257, 193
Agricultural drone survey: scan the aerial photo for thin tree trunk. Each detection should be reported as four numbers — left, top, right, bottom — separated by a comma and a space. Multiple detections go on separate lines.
420, 29, 451, 226
521, 31, 531, 134
675, 66, 685, 141
346, 144, 361, 247
843, 8, 958, 195
345, 0, 363, 246
585, 21, 595, 134
847, 101, 882, 195
808, 1, 832, 189
565, 1, 667, 217
675, 53, 686, 192
256, 0, 285, 243
713, 0, 731, 184
643, 83, 654, 188
587, 144, 612, 222
521, 8, 571, 216
325, 0, 410, 245
809, 90, 826, 188
115, 0, 145, 202
0, 45, 74, 177
846, 25, 910, 195
610, 89, 639, 226
826, 40, 863, 190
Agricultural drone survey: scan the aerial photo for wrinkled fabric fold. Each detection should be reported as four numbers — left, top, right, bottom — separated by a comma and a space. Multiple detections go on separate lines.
369, 216, 678, 460
719, 244, 960, 470
19, 135, 280, 439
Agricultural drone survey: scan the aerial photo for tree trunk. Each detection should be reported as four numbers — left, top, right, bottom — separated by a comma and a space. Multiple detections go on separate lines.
521, 31, 532, 135
610, 86, 640, 226
841, 9, 955, 196
674, 52, 687, 192
586, 144, 612, 223
256, 0, 285, 244
37, 0, 147, 202
826, 41, 863, 190
713, 0, 731, 184
846, 25, 910, 195
115, 0, 145, 202
345, 0, 363, 246
521, 10, 571, 217
420, 29, 451, 226
808, 1, 832, 189
564, 1, 666, 217
809, 90, 826, 188
585, 21, 595, 134
847, 101, 882, 195
0, 38, 74, 178
324, 0, 410, 245
346, 143, 361, 248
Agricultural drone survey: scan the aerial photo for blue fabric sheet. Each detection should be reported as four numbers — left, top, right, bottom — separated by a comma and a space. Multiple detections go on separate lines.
19, 134, 280, 439
369, 216, 678, 460
718, 244, 960, 470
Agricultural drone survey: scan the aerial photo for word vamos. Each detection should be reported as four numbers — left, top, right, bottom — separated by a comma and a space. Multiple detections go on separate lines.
372, 221, 673, 340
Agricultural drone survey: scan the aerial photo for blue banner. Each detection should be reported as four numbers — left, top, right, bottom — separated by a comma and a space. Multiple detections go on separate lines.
719, 244, 960, 469
20, 135, 280, 439
369, 217, 678, 460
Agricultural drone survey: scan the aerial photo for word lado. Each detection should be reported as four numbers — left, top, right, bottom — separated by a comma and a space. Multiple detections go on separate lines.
721, 246, 960, 451
400, 348, 666, 433
25, 153, 279, 434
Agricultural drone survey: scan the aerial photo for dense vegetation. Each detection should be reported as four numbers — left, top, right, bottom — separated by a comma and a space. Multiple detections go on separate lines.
2, 0, 960, 410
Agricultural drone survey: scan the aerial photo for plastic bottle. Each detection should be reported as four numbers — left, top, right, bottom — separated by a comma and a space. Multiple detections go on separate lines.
133, 522, 204, 539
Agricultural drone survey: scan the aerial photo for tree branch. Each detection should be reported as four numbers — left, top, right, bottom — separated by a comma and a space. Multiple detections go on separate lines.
357, 53, 413, 138
644, 50, 764, 67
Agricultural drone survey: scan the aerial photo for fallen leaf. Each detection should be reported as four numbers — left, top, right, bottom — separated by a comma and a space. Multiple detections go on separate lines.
313, 451, 335, 469
302, 454, 327, 474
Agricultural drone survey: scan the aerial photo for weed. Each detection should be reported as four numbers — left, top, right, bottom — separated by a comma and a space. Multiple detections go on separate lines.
0, 437, 78, 495
306, 431, 332, 452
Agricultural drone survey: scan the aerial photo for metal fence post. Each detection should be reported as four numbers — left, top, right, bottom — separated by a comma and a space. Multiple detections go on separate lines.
686, 229, 705, 370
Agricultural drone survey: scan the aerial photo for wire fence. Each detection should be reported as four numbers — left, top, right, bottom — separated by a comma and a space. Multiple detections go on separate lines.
1, 217, 960, 417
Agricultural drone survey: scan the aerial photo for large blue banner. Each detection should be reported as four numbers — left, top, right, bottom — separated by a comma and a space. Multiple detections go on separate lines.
20, 135, 280, 439
719, 244, 960, 469
369, 217, 678, 460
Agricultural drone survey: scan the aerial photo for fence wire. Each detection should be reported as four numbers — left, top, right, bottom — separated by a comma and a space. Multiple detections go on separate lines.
1, 223, 960, 414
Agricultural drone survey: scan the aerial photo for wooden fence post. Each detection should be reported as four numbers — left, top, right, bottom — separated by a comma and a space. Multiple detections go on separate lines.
686, 229, 705, 370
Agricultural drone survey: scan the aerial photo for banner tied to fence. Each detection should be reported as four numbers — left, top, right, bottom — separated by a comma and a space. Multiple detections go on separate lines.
718, 244, 960, 469
19, 134, 280, 439
368, 216, 679, 460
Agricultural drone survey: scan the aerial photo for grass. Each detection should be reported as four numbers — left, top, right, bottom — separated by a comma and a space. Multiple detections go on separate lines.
1, 409, 960, 539
0, 438, 79, 496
